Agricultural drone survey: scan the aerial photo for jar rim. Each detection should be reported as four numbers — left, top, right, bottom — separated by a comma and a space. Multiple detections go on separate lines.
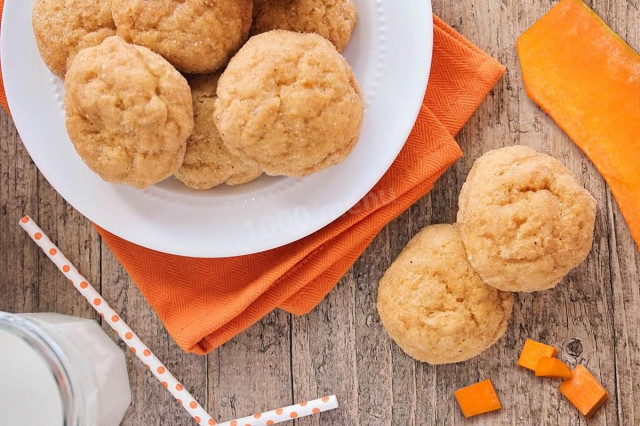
0, 312, 88, 425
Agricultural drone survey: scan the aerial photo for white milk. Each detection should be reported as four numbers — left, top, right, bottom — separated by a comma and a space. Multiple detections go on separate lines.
0, 312, 131, 426
0, 329, 64, 425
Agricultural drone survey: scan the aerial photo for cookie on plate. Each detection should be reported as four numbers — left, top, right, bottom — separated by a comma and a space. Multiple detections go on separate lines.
112, 0, 253, 74
175, 74, 262, 190
64, 36, 193, 188
32, 0, 116, 77
457, 145, 597, 292
252, 0, 357, 52
214, 30, 364, 177
377, 224, 514, 365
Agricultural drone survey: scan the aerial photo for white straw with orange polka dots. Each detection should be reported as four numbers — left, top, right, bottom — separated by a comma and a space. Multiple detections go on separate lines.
215, 395, 338, 426
19, 216, 338, 425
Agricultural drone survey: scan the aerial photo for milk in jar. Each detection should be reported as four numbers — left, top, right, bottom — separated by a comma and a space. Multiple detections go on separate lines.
0, 312, 131, 426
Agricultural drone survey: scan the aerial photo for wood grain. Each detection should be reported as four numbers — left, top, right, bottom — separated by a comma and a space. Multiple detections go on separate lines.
1, 0, 639, 425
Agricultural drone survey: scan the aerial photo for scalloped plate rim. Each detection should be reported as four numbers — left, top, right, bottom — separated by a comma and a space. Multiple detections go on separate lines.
1, 0, 433, 257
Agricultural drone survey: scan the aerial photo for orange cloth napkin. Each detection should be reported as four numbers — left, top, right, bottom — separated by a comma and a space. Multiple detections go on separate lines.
0, 8, 505, 354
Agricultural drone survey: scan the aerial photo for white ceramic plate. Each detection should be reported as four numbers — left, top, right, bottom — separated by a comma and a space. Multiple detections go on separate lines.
2, 0, 433, 257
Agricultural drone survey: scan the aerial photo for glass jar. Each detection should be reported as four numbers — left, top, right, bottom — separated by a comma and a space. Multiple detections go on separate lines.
0, 312, 131, 426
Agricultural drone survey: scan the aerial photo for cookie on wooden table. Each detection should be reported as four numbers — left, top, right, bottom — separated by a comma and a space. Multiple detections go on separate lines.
377, 224, 514, 365
32, 0, 116, 77
112, 0, 253, 74
64, 36, 193, 189
175, 74, 262, 190
252, 0, 358, 52
457, 145, 597, 292
214, 30, 364, 177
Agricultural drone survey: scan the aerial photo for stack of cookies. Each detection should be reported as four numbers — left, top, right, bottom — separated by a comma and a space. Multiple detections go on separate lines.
32, 0, 364, 189
377, 146, 597, 364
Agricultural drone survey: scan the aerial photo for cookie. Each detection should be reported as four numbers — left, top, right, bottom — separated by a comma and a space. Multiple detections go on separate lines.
64, 36, 193, 188
214, 30, 364, 177
112, 0, 253, 74
32, 0, 116, 77
252, 0, 357, 52
175, 74, 262, 190
377, 224, 514, 365
457, 145, 597, 292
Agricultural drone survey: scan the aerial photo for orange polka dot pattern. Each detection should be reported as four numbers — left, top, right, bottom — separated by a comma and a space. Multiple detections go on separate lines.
208, 395, 338, 425
18, 216, 338, 426
18, 216, 214, 425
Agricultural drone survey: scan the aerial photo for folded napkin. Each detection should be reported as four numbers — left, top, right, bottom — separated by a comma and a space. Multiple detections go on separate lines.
0, 8, 505, 354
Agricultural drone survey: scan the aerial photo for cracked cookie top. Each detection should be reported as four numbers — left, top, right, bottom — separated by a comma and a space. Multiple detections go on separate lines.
175, 74, 262, 190
377, 224, 514, 365
112, 0, 253, 74
64, 36, 193, 188
457, 145, 597, 292
214, 30, 364, 177
32, 0, 116, 77
252, 0, 357, 52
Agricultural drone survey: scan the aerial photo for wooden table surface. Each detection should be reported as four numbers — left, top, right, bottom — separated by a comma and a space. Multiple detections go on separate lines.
1, 1, 639, 425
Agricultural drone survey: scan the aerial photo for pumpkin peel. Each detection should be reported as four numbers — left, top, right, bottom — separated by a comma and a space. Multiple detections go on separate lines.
517, 0, 640, 250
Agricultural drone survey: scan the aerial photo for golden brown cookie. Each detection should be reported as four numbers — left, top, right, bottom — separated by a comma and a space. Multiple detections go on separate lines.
214, 30, 364, 177
175, 74, 262, 190
32, 0, 116, 77
377, 224, 514, 365
112, 0, 253, 74
64, 36, 193, 188
457, 145, 597, 292
252, 0, 357, 52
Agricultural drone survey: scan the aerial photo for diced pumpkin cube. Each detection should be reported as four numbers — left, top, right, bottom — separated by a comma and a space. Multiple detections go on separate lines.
517, 339, 558, 371
454, 379, 502, 418
559, 365, 608, 418
535, 356, 572, 379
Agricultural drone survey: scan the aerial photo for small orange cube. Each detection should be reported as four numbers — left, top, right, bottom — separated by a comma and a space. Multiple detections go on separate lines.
517, 338, 558, 371
454, 379, 502, 418
535, 356, 572, 379
559, 365, 609, 418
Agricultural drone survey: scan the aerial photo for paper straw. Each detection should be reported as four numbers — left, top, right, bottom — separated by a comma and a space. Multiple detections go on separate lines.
216, 395, 338, 426
19, 216, 338, 426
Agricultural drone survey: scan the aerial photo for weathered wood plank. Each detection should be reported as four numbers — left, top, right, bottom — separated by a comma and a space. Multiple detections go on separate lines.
0, 111, 40, 314
34, 173, 102, 319
352, 229, 394, 426
607, 195, 640, 426
292, 270, 360, 426
207, 309, 293, 423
